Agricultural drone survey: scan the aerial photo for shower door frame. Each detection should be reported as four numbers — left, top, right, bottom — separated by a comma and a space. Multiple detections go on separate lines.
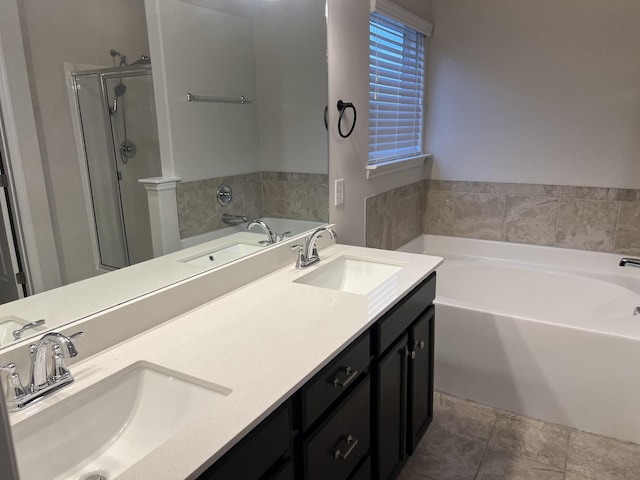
72, 65, 152, 271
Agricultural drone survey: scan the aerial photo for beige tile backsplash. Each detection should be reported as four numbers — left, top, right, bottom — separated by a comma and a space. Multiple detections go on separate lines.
424, 180, 640, 255
176, 171, 328, 239
366, 180, 640, 255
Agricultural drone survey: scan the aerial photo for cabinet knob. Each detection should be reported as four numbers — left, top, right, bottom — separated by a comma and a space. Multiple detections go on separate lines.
404, 347, 416, 359
414, 340, 425, 350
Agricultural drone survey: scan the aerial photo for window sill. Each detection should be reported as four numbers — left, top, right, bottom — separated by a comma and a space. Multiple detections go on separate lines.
366, 154, 432, 179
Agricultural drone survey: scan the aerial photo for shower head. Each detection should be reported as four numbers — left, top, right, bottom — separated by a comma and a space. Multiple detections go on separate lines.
109, 49, 127, 66
110, 82, 127, 115
130, 55, 151, 66
114, 83, 127, 97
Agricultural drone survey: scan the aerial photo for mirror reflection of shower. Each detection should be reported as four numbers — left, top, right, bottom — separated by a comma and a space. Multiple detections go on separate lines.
71, 50, 161, 271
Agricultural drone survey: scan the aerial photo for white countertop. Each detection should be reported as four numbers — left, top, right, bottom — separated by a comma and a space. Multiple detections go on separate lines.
9, 244, 442, 480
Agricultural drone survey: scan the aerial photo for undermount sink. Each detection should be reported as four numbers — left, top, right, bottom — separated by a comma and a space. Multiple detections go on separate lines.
12, 361, 232, 480
294, 256, 405, 295
181, 241, 265, 268
0, 316, 46, 346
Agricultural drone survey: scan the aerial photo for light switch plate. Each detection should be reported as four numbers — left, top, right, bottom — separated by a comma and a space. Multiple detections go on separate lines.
335, 178, 344, 206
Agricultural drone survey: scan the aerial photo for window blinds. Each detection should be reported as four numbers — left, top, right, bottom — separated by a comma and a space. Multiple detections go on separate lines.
369, 12, 425, 164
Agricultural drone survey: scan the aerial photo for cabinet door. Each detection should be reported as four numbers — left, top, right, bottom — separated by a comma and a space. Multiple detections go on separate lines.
375, 333, 408, 480
198, 402, 292, 480
408, 308, 434, 454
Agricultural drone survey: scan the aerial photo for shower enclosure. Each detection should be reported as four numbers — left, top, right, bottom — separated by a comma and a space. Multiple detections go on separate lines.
72, 64, 161, 270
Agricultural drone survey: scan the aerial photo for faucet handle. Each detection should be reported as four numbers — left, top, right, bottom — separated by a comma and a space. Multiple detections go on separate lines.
50, 344, 72, 382
1, 363, 26, 401
291, 244, 304, 269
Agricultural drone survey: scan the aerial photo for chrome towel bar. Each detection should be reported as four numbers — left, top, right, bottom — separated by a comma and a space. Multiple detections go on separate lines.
186, 93, 252, 104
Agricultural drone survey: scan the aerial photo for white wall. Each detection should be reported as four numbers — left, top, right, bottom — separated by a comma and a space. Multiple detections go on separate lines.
327, 0, 430, 246
146, 0, 260, 181
254, 0, 328, 175
20, 0, 150, 284
426, 0, 640, 188
0, 0, 62, 293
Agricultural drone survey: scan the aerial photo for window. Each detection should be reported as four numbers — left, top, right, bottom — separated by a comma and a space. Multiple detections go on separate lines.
369, 12, 425, 165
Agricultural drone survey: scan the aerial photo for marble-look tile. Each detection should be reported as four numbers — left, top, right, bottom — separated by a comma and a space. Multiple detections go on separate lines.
574, 186, 636, 202
176, 181, 196, 194
242, 181, 264, 220
516, 184, 575, 198
262, 180, 286, 218
427, 180, 457, 192
452, 193, 505, 241
391, 192, 423, 250
409, 423, 486, 480
564, 472, 597, 480
614, 201, 640, 255
434, 393, 497, 441
366, 193, 392, 250
488, 412, 570, 469
424, 190, 456, 236
566, 430, 640, 480
475, 448, 564, 480
555, 199, 618, 251
504, 196, 558, 246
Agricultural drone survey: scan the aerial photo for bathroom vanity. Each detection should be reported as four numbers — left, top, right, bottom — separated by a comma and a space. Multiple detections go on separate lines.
4, 242, 441, 480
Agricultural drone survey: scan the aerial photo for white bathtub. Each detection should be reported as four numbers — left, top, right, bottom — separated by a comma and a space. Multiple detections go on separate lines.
399, 235, 640, 443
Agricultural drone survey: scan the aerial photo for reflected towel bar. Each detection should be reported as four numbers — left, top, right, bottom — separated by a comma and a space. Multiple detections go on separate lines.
186, 93, 252, 104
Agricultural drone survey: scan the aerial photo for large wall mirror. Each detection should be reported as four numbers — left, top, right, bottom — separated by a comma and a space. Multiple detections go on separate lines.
0, 0, 328, 348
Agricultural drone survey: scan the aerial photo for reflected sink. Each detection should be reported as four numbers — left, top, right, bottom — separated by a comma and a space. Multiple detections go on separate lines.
181, 241, 265, 268
294, 256, 405, 295
0, 316, 46, 346
12, 361, 232, 480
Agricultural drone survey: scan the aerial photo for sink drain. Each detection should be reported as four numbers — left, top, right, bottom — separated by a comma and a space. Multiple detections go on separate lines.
82, 474, 107, 480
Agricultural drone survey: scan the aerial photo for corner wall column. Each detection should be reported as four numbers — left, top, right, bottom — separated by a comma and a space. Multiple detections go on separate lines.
139, 176, 181, 257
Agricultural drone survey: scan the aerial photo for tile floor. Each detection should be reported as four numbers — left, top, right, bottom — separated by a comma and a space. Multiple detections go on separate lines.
399, 392, 640, 480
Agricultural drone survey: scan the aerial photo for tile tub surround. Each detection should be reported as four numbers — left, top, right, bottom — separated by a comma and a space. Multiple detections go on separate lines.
424, 180, 640, 255
176, 171, 329, 239
366, 181, 424, 250
399, 392, 640, 480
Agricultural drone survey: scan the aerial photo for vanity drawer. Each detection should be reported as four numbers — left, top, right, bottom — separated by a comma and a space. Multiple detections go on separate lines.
376, 272, 435, 355
198, 401, 291, 480
304, 375, 370, 480
301, 331, 370, 429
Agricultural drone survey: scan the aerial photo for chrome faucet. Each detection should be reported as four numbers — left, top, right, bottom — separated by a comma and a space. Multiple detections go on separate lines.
620, 258, 640, 268
247, 219, 276, 244
1, 331, 83, 411
292, 226, 337, 269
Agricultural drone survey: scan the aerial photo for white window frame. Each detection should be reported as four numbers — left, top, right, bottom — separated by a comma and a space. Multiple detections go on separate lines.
367, 0, 433, 179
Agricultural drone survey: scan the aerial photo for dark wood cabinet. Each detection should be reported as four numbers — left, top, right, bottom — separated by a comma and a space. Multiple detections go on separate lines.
408, 308, 435, 454
198, 273, 436, 480
374, 273, 436, 480
375, 333, 408, 480
304, 376, 371, 480
197, 401, 292, 480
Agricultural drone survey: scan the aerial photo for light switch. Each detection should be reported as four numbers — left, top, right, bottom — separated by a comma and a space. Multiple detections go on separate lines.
335, 178, 344, 206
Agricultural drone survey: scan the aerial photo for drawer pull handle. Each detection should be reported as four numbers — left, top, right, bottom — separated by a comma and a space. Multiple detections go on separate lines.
414, 340, 425, 350
333, 434, 359, 460
332, 366, 358, 388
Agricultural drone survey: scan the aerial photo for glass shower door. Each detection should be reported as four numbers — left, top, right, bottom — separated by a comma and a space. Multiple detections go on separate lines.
104, 74, 161, 265
75, 68, 160, 270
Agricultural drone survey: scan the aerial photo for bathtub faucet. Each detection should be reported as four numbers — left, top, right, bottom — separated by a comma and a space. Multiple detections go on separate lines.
619, 257, 640, 268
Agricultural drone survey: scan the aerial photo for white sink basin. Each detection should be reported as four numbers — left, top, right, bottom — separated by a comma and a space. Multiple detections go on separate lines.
0, 316, 46, 346
181, 241, 265, 268
12, 361, 232, 480
294, 256, 405, 295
